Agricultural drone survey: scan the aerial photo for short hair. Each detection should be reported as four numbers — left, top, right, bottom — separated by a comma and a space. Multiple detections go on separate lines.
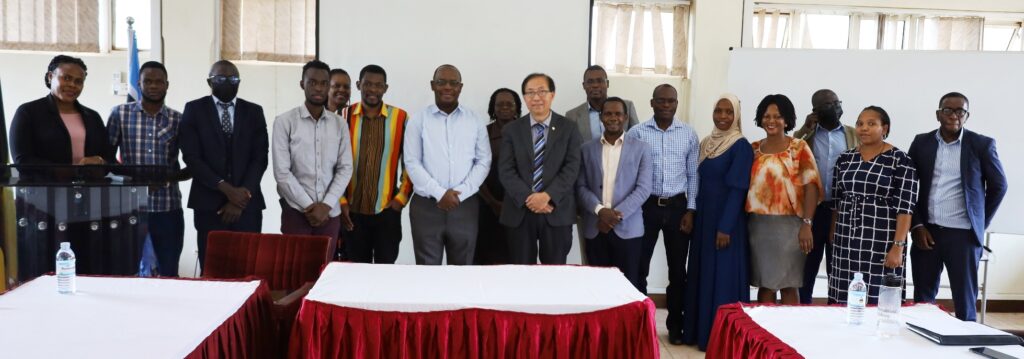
45, 54, 88, 88
811, 89, 835, 108
208, 60, 237, 76
359, 64, 387, 82
584, 65, 607, 77
652, 84, 676, 98
862, 105, 892, 138
139, 61, 168, 77
521, 73, 556, 94
754, 94, 797, 133
601, 96, 627, 113
938, 92, 969, 108
302, 60, 330, 78
329, 68, 350, 78
487, 88, 522, 120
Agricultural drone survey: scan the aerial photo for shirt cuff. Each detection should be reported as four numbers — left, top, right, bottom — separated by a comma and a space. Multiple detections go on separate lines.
911, 224, 924, 231
594, 204, 605, 215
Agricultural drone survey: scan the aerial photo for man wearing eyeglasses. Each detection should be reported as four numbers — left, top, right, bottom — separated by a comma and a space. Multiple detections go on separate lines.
499, 73, 582, 265
566, 65, 639, 264
908, 92, 1007, 321
180, 60, 269, 271
272, 60, 352, 259
794, 89, 859, 304
404, 65, 491, 265
339, 64, 413, 264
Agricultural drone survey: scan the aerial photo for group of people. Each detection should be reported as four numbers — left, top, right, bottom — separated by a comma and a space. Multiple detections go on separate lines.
9, 54, 1007, 352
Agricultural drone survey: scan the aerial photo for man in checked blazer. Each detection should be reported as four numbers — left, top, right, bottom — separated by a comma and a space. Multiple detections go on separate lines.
499, 73, 582, 264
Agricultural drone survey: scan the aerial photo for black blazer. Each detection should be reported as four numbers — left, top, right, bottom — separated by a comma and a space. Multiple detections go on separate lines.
908, 129, 1008, 245
9, 95, 114, 164
498, 112, 582, 227
179, 96, 269, 211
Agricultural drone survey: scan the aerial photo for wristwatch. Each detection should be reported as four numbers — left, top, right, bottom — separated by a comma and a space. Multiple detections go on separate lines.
802, 217, 813, 226
893, 240, 907, 247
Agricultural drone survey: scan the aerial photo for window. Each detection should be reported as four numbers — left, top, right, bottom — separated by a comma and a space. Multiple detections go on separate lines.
751, 5, 1021, 52
0, 0, 100, 52
220, 0, 316, 63
112, 0, 151, 50
590, 1, 690, 77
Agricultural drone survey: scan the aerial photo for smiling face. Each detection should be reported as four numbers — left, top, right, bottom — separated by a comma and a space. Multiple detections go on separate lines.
582, 68, 608, 102
650, 85, 678, 122
431, 66, 462, 108
856, 109, 888, 146
523, 76, 554, 118
713, 98, 735, 131
936, 96, 968, 136
760, 104, 784, 136
48, 63, 86, 104
328, 72, 351, 109
492, 91, 518, 122
601, 100, 626, 136
357, 72, 388, 107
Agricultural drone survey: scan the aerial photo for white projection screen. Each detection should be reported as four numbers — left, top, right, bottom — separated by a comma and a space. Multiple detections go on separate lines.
727, 48, 1023, 235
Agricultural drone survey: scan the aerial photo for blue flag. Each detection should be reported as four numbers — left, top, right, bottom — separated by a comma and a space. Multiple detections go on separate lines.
127, 25, 141, 103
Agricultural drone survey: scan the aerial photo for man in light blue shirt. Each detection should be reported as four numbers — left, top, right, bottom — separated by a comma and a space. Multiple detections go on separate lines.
793, 89, 859, 304
404, 64, 492, 265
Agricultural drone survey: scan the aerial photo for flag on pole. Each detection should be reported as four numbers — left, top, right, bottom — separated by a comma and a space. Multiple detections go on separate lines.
126, 18, 141, 103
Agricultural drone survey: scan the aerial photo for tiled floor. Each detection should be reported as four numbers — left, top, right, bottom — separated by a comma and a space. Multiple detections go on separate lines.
653, 309, 1024, 359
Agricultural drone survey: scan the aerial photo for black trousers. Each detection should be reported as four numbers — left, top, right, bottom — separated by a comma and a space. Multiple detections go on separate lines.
345, 209, 403, 264
587, 231, 643, 292
800, 202, 834, 304
640, 195, 691, 333
505, 212, 572, 264
194, 208, 263, 272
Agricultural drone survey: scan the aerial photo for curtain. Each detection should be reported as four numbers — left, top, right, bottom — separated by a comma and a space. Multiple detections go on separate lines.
880, 15, 983, 50
593, 1, 689, 76
221, 0, 316, 63
0, 0, 99, 52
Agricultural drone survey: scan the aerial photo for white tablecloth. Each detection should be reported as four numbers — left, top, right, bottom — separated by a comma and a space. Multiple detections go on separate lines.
0, 276, 261, 359
745, 304, 1024, 358
305, 263, 648, 314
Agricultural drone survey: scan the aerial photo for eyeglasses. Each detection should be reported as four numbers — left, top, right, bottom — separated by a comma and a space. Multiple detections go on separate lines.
431, 80, 462, 88
523, 90, 551, 99
208, 75, 240, 85
939, 107, 969, 118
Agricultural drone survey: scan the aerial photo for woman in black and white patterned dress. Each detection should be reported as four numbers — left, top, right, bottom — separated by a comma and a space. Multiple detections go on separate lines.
828, 106, 919, 304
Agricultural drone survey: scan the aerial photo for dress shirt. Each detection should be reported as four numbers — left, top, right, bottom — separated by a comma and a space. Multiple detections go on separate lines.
587, 105, 603, 141
625, 118, 699, 209
404, 104, 492, 201
530, 112, 552, 143
813, 124, 848, 202
595, 135, 624, 214
272, 105, 353, 217
212, 96, 237, 128
107, 102, 185, 212
929, 129, 971, 229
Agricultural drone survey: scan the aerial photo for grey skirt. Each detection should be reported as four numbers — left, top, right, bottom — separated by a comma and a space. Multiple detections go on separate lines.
748, 213, 805, 290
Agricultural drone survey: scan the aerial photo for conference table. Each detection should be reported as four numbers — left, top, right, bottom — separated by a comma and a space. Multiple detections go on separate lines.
289, 262, 659, 358
0, 275, 273, 358
707, 302, 1024, 358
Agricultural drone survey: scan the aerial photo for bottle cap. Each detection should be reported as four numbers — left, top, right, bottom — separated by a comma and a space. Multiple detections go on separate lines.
884, 274, 902, 287
59, 242, 70, 249
853, 272, 863, 280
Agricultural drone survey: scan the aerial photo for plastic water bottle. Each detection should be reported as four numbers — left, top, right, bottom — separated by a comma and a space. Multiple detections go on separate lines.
56, 242, 76, 294
846, 272, 867, 325
876, 274, 903, 337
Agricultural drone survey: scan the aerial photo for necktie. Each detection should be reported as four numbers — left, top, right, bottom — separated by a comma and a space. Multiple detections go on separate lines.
532, 123, 546, 192
217, 101, 234, 134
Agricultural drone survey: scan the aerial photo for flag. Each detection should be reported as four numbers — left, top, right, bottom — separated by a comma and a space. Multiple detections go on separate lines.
126, 23, 141, 103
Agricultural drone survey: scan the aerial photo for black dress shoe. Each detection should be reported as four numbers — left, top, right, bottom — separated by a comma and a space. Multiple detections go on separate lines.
668, 331, 684, 345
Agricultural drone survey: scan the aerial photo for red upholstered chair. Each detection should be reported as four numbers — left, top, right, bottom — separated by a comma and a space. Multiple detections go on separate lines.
202, 231, 331, 356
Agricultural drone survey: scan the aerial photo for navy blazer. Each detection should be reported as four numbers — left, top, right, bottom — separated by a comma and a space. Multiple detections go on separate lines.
179, 96, 269, 211
576, 135, 652, 239
10, 95, 114, 164
498, 112, 582, 227
908, 129, 1007, 245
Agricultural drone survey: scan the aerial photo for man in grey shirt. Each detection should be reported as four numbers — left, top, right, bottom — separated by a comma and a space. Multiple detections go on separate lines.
272, 60, 353, 255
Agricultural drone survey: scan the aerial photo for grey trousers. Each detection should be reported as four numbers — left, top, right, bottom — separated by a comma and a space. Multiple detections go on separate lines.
410, 194, 480, 265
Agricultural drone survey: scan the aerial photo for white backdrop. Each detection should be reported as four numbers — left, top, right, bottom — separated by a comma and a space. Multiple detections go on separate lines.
727, 48, 1022, 235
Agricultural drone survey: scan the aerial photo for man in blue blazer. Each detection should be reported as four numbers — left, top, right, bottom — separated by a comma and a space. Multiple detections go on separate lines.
179, 60, 269, 271
576, 97, 652, 292
908, 92, 1007, 321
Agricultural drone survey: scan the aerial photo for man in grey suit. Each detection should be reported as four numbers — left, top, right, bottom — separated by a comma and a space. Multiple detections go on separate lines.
577, 97, 652, 292
565, 65, 639, 263
499, 73, 582, 264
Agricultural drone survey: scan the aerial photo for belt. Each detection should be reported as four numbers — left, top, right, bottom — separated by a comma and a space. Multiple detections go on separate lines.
646, 193, 687, 207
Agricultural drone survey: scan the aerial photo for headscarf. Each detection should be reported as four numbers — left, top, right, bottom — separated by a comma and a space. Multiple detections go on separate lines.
699, 93, 745, 162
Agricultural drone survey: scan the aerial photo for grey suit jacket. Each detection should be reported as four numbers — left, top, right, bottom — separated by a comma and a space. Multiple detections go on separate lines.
565, 100, 640, 142
576, 136, 652, 239
498, 112, 582, 227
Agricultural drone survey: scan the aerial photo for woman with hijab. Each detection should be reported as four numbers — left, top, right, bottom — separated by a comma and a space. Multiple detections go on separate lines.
681, 94, 754, 350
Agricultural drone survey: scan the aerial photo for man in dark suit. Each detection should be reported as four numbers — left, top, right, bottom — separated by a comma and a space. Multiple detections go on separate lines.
499, 73, 582, 264
576, 97, 652, 291
908, 92, 1007, 321
179, 60, 269, 271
